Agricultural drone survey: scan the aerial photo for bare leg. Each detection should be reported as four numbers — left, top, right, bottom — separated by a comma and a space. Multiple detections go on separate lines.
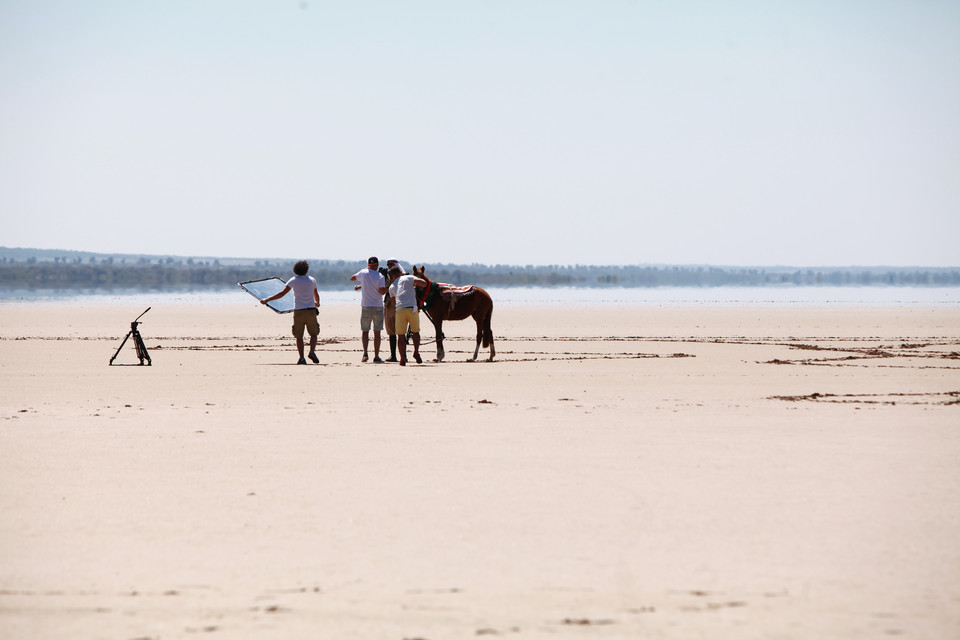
398, 335, 407, 365
361, 330, 369, 360
373, 330, 382, 357
412, 332, 421, 363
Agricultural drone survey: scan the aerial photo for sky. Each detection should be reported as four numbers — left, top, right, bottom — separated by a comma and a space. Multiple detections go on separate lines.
1, 1, 958, 267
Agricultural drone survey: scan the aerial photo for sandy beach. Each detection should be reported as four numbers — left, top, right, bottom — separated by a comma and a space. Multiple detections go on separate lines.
1, 301, 958, 639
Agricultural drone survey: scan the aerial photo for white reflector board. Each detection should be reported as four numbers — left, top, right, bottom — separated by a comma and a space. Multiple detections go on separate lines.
238, 277, 294, 313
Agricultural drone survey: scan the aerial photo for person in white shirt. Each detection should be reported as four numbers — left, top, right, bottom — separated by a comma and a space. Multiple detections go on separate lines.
387, 266, 427, 366
261, 260, 320, 365
349, 256, 387, 363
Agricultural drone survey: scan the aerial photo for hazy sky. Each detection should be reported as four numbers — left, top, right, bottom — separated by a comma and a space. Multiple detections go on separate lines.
1, 1, 958, 266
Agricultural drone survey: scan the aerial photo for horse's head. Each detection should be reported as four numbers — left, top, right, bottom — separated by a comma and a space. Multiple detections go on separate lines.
413, 265, 430, 282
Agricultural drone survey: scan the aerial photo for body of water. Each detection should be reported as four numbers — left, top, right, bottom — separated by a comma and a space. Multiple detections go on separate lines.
2, 286, 958, 307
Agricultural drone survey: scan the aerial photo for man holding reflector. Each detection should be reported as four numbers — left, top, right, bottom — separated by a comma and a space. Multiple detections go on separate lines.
261, 260, 321, 365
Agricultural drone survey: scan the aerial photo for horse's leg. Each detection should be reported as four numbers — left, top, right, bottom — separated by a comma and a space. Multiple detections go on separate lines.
484, 305, 495, 361
435, 318, 445, 362
471, 315, 482, 361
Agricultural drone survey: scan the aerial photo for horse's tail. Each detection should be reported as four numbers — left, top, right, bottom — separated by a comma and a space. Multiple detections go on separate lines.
481, 303, 493, 348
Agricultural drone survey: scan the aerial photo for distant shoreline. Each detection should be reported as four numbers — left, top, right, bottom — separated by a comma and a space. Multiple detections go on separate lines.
1, 245, 957, 270
2, 247, 958, 290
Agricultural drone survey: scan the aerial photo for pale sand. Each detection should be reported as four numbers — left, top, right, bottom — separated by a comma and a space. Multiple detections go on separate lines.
1, 302, 958, 639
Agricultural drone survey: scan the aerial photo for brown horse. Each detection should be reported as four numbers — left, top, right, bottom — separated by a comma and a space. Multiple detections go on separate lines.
412, 266, 495, 362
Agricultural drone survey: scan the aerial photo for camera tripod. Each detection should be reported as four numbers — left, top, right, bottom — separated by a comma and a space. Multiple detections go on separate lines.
109, 307, 152, 366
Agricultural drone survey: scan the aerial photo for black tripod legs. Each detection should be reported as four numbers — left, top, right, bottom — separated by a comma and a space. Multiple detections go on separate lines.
133, 329, 151, 365
109, 329, 151, 365
109, 332, 131, 365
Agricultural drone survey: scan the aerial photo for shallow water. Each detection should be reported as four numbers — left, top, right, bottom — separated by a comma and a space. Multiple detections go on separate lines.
1, 285, 958, 307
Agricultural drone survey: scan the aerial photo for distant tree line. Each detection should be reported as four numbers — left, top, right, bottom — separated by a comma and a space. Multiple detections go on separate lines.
0, 259, 356, 289
0, 257, 957, 290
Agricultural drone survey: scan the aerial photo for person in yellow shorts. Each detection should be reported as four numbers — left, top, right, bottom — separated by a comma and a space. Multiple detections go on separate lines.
387, 266, 427, 366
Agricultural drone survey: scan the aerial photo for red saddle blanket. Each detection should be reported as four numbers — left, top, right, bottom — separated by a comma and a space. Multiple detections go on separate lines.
419, 281, 477, 312
437, 283, 476, 296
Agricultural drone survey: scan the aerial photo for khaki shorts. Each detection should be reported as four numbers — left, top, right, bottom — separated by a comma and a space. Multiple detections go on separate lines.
384, 299, 397, 336
292, 308, 320, 338
395, 307, 420, 334
360, 306, 384, 331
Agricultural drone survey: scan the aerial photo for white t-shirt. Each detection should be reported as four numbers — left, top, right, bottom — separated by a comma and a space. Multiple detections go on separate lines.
286, 275, 318, 310
389, 275, 419, 309
353, 269, 386, 307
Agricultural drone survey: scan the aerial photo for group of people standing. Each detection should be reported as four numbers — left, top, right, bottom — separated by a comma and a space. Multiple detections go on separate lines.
261, 257, 427, 366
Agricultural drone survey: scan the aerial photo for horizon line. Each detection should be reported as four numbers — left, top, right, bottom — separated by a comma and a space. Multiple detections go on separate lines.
0, 246, 958, 271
